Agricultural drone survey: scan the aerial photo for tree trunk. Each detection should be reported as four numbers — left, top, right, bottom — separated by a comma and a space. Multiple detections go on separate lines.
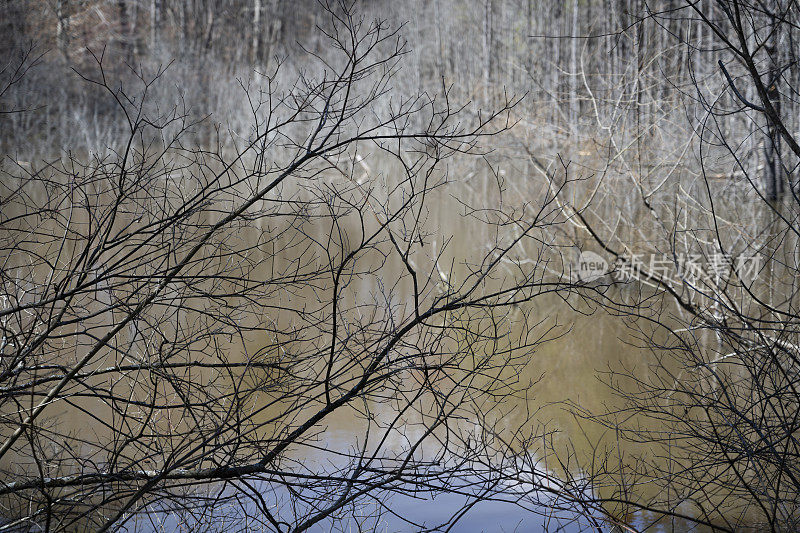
252, 0, 261, 63
483, 0, 493, 103
149, 0, 159, 51
569, 0, 579, 135
55, 0, 69, 60
764, 16, 785, 201
118, 0, 131, 62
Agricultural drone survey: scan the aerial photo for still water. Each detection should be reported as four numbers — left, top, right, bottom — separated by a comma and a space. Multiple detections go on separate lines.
1, 152, 785, 531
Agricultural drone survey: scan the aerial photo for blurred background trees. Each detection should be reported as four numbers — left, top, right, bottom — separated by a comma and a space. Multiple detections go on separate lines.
3, 0, 800, 531
0, 1, 757, 157
5, 0, 792, 206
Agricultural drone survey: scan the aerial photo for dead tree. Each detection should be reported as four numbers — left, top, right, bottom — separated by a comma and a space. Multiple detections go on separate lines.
541, 1, 800, 530
0, 3, 591, 531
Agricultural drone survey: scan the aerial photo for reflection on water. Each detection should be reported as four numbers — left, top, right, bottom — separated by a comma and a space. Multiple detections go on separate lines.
2, 149, 791, 531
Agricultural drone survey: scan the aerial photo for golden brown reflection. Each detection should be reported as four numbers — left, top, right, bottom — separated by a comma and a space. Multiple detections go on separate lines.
1, 150, 794, 531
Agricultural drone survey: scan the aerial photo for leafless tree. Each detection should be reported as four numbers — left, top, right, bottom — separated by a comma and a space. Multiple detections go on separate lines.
0, 3, 598, 531
531, 1, 800, 530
